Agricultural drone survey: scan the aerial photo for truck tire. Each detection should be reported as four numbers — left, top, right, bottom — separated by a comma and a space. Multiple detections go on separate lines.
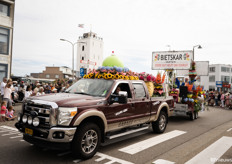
72, 123, 101, 159
152, 111, 167, 133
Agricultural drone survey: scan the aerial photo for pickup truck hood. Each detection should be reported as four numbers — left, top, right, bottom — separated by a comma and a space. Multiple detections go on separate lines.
26, 93, 103, 107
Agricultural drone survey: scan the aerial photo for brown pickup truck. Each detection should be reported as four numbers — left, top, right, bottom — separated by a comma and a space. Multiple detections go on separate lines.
15, 78, 174, 159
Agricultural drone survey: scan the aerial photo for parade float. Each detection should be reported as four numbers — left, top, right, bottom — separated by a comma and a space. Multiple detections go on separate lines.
171, 61, 206, 120
83, 52, 166, 97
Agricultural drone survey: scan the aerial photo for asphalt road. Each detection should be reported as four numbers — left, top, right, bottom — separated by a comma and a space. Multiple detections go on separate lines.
0, 104, 232, 164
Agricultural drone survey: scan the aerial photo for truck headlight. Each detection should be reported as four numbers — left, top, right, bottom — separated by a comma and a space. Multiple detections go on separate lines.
58, 107, 77, 126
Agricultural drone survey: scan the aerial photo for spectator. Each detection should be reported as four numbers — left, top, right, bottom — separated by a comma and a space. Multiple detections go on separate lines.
217, 91, 221, 106
3, 83, 12, 108
62, 84, 70, 92
221, 92, 225, 108
24, 85, 32, 99
33, 83, 41, 95
36, 87, 45, 96
51, 88, 57, 93
214, 91, 219, 106
0, 101, 7, 122
0, 77, 7, 102
225, 93, 230, 108
6, 106, 16, 121
44, 85, 51, 94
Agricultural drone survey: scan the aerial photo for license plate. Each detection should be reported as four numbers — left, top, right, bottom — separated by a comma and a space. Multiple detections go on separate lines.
25, 128, 33, 136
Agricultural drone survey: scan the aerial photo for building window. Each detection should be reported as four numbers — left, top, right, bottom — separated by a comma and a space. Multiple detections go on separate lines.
82, 57, 84, 60
227, 68, 230, 72
209, 67, 215, 72
209, 76, 215, 82
221, 75, 230, 82
0, 27, 9, 55
221, 67, 227, 72
55, 75, 59, 78
82, 45, 84, 51
0, 64, 8, 80
0, 3, 10, 16
46, 74, 50, 78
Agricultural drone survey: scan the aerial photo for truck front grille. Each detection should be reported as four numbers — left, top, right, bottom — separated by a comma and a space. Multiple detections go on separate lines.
23, 101, 58, 128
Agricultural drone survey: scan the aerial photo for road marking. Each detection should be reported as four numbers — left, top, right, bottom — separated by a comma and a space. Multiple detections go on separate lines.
2, 132, 20, 136
152, 159, 175, 164
0, 130, 13, 133
94, 152, 134, 164
185, 136, 232, 164
0, 125, 18, 131
20, 140, 25, 142
227, 128, 232, 132
10, 135, 23, 139
119, 130, 186, 155
57, 151, 71, 157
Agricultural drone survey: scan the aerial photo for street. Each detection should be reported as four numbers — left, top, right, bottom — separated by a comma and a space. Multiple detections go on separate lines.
0, 104, 231, 164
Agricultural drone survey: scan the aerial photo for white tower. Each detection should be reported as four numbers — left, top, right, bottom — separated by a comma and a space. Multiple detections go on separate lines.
76, 31, 104, 77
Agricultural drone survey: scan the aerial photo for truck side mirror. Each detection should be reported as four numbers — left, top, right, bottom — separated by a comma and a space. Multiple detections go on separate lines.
109, 91, 128, 105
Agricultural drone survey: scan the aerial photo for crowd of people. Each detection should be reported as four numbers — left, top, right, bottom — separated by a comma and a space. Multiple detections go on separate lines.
0, 77, 71, 122
206, 90, 232, 109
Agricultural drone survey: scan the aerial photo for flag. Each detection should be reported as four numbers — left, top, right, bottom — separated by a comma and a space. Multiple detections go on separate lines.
78, 24, 84, 28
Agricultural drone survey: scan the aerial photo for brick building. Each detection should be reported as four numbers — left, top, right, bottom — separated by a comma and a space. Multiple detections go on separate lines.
30, 66, 72, 79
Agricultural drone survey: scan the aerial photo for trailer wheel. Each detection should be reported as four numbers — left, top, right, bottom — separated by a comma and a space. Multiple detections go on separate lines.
72, 123, 101, 159
194, 111, 198, 119
189, 112, 195, 121
152, 111, 167, 133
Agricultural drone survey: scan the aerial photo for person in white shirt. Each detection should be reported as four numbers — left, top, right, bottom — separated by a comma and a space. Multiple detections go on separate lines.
0, 77, 7, 102
24, 85, 33, 99
3, 83, 12, 108
36, 87, 45, 96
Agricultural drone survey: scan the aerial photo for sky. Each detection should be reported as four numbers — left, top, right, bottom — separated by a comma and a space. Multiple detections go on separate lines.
12, 0, 232, 76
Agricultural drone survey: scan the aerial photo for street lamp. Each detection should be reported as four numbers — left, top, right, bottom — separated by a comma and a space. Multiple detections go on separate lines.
193, 45, 202, 61
60, 39, 86, 80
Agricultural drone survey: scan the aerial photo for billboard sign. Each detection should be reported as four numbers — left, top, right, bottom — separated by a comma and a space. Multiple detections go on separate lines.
176, 61, 209, 76
152, 51, 193, 70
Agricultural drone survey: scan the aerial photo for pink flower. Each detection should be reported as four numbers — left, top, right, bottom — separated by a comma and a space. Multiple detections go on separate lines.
147, 75, 152, 81
139, 76, 144, 80
152, 76, 156, 82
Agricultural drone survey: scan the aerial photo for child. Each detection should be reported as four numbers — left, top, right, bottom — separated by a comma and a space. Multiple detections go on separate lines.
6, 106, 16, 121
0, 101, 7, 122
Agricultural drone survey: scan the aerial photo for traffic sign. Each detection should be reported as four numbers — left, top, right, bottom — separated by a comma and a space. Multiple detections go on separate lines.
216, 81, 222, 88
80, 68, 85, 77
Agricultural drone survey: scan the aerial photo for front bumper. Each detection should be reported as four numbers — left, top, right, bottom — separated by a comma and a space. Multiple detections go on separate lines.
15, 122, 77, 143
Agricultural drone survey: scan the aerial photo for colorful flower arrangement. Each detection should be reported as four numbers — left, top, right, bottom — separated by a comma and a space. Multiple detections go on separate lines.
138, 72, 156, 82
169, 88, 179, 102
153, 72, 166, 97
83, 66, 140, 80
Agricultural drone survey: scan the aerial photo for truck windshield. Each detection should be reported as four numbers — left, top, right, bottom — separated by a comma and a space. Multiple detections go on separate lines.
66, 79, 114, 97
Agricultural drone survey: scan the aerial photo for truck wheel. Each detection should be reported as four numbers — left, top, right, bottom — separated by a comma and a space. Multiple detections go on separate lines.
152, 111, 167, 133
72, 123, 101, 159
194, 111, 198, 119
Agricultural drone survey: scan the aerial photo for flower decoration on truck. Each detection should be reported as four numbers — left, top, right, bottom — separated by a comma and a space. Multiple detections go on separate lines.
83, 66, 139, 80
153, 72, 166, 97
